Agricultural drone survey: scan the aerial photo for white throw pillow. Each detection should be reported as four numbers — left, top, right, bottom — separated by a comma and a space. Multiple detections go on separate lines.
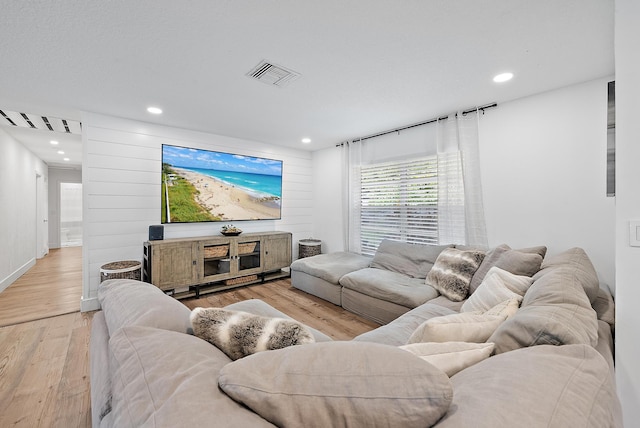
485, 297, 521, 319
407, 312, 504, 344
461, 266, 533, 313
399, 342, 495, 376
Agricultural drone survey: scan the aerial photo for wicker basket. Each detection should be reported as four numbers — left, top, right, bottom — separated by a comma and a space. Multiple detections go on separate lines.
225, 274, 258, 286
299, 239, 321, 258
100, 260, 142, 283
204, 245, 229, 258
238, 242, 257, 255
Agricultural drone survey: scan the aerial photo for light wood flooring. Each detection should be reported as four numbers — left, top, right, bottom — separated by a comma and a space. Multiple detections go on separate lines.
0, 246, 83, 327
0, 252, 378, 427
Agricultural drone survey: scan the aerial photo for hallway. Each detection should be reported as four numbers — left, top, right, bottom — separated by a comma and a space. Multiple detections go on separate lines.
0, 247, 82, 327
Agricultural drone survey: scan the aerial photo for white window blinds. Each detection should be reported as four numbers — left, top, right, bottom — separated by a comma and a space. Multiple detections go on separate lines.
359, 156, 438, 255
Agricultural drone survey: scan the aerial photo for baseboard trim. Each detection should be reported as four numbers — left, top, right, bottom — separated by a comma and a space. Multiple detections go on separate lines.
81, 296, 100, 312
0, 258, 36, 293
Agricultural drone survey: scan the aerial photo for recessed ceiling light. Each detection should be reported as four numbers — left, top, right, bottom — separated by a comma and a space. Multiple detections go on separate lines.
63, 157, 70, 161
493, 72, 514, 83
50, 140, 59, 145
57, 150, 64, 154
147, 106, 163, 114
301, 138, 311, 144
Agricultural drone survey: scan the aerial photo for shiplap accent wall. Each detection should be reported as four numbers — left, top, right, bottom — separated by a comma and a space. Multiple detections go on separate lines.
81, 112, 312, 311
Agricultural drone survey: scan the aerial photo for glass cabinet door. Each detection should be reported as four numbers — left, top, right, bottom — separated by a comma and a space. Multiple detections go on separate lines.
202, 243, 231, 278
237, 240, 261, 272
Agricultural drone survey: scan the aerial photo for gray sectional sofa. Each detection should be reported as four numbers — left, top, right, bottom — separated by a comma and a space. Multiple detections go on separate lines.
90, 241, 621, 427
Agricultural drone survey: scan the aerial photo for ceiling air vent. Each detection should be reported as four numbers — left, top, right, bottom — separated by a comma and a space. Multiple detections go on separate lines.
0, 109, 82, 134
246, 60, 300, 88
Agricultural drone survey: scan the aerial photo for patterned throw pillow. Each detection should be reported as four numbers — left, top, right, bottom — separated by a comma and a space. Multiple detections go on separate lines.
190, 307, 315, 360
426, 248, 486, 301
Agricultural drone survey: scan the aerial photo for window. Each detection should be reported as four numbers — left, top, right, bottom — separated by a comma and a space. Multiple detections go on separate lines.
359, 156, 438, 255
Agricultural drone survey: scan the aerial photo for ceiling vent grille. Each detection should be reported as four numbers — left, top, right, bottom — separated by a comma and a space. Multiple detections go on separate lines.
0, 109, 82, 134
246, 60, 300, 87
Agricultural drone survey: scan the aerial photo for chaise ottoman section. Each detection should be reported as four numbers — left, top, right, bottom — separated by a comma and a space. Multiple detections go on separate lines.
290, 252, 372, 305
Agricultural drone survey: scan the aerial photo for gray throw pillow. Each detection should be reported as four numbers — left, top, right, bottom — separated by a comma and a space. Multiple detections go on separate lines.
426, 248, 485, 301
219, 341, 453, 428
469, 244, 545, 294
190, 308, 314, 360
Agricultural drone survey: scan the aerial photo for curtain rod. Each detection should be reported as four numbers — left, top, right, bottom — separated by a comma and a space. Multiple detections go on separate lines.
337, 102, 497, 146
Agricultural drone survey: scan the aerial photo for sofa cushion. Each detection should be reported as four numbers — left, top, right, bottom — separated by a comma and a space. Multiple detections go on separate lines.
109, 325, 274, 427
218, 341, 453, 428
353, 303, 456, 346
593, 287, 615, 327
290, 251, 372, 284
98, 279, 192, 336
224, 298, 333, 343
488, 265, 599, 354
469, 244, 545, 294
190, 308, 315, 360
436, 344, 621, 428
461, 267, 532, 313
407, 311, 504, 344
425, 248, 486, 301
399, 342, 495, 377
532, 247, 599, 304
370, 239, 452, 279
340, 268, 439, 309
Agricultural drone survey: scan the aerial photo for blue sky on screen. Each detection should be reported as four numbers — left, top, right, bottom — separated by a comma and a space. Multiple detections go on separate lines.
163, 145, 282, 176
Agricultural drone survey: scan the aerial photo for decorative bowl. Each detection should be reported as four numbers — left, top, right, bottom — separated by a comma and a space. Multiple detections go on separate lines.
221, 231, 242, 236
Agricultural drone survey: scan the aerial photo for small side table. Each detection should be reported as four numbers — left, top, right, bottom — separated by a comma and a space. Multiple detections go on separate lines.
100, 260, 142, 283
298, 239, 321, 258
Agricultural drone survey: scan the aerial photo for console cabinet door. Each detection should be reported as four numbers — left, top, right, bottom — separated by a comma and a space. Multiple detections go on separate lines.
150, 242, 197, 290
263, 233, 292, 271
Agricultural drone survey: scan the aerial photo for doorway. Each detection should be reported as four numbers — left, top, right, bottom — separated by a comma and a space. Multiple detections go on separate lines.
60, 182, 83, 247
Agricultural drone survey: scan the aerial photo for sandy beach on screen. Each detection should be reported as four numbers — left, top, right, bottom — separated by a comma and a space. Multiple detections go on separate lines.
173, 168, 280, 220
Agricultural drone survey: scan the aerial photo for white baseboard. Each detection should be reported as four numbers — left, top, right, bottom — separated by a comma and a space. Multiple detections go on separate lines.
0, 258, 36, 293
81, 296, 101, 312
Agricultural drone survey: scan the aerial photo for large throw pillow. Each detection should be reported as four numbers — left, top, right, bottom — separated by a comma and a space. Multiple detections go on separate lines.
425, 248, 485, 301
399, 342, 495, 377
218, 341, 453, 428
370, 239, 452, 279
469, 244, 545, 294
407, 311, 504, 344
461, 267, 533, 313
190, 307, 315, 360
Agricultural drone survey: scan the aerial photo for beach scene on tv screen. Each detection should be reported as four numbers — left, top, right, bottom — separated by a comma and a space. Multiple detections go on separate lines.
161, 145, 282, 223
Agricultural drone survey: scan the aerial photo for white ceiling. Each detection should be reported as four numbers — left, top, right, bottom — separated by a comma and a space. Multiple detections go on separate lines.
0, 0, 613, 167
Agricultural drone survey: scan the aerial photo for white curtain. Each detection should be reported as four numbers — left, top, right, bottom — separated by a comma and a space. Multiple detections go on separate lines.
436, 112, 488, 248
341, 140, 363, 252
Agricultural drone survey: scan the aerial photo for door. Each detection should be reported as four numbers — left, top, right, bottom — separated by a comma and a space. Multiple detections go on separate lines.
36, 173, 49, 258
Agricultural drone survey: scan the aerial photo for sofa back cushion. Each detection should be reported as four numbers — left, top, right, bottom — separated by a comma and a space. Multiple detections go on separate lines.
488, 260, 599, 354
436, 344, 622, 427
532, 247, 599, 304
98, 279, 192, 336
370, 239, 452, 279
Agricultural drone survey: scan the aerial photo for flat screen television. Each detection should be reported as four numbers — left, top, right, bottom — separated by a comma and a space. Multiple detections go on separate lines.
161, 144, 283, 223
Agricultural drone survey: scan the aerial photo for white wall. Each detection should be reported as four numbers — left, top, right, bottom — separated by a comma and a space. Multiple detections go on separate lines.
0, 128, 49, 292
614, 0, 640, 424
48, 167, 82, 248
480, 78, 615, 290
312, 77, 615, 290
80, 113, 313, 310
